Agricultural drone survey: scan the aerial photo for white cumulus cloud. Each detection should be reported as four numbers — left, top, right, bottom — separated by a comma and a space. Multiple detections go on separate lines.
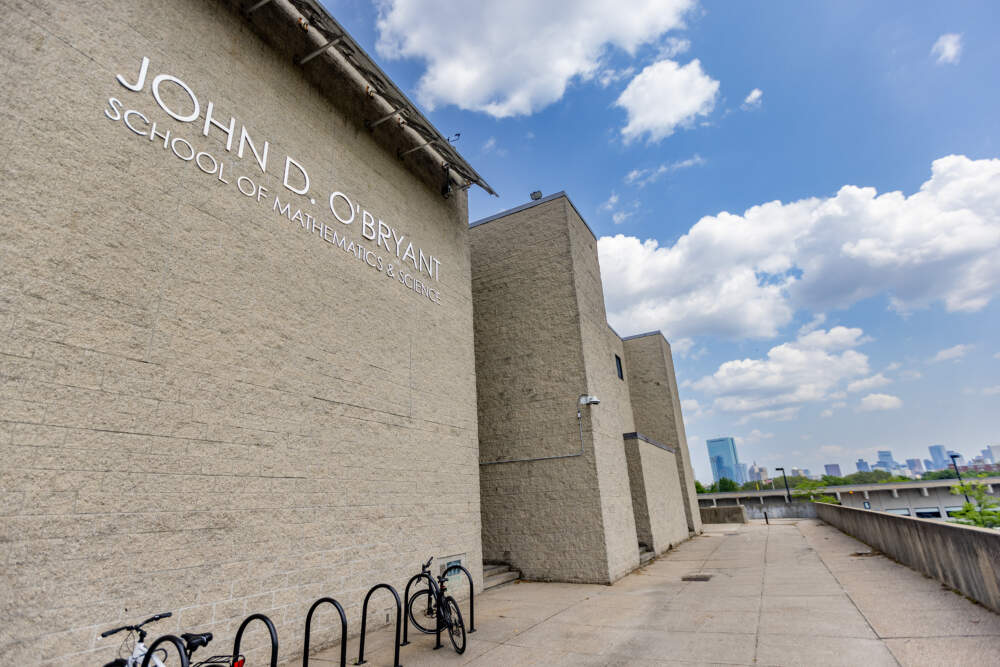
598, 155, 1000, 342
741, 87, 763, 110
375, 0, 694, 117
616, 58, 720, 143
931, 343, 973, 363
931, 33, 963, 65
693, 327, 871, 417
847, 373, 891, 393
859, 393, 903, 411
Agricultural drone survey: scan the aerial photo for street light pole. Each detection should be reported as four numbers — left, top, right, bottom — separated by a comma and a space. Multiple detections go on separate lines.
950, 453, 970, 503
775, 467, 791, 502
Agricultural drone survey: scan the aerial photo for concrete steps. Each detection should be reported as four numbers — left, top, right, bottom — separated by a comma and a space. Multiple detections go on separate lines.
639, 542, 655, 565
483, 562, 520, 590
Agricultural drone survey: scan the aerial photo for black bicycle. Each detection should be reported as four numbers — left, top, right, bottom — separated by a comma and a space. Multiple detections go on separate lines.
406, 557, 467, 654
100, 612, 242, 666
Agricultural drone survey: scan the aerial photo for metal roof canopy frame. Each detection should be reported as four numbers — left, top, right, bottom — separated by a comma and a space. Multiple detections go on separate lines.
240, 0, 496, 197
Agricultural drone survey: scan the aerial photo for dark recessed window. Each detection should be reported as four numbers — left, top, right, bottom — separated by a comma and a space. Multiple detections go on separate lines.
615, 354, 623, 380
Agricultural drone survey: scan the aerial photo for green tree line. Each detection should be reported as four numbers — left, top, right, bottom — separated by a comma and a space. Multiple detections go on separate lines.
695, 468, 994, 493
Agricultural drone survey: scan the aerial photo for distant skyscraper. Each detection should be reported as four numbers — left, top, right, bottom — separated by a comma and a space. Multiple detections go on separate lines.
824, 464, 842, 477
983, 448, 995, 464
737, 462, 748, 485
748, 462, 767, 482
989, 445, 1000, 463
707, 437, 741, 483
923, 459, 934, 473
877, 450, 894, 468
856, 458, 871, 472
906, 458, 924, 474
929, 445, 947, 470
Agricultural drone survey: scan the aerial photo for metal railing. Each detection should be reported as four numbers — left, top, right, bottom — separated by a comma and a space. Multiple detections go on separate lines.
140, 635, 189, 667
232, 613, 279, 667
442, 564, 476, 633
303, 597, 347, 667
354, 583, 403, 667
125, 560, 479, 666
401, 570, 436, 647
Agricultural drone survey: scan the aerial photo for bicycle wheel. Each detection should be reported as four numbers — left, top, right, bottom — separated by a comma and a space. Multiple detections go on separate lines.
407, 589, 438, 634
444, 596, 466, 654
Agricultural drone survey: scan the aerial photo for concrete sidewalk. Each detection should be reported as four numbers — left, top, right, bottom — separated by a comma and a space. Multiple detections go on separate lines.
310, 520, 1000, 665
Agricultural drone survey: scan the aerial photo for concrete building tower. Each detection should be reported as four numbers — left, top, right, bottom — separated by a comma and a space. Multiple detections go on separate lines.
471, 192, 700, 584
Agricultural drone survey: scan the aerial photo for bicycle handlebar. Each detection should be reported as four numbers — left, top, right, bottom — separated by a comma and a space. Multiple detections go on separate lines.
140, 612, 172, 626
100, 612, 172, 637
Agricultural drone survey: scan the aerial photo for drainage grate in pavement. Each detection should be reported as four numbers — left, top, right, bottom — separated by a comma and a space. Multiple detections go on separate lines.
681, 574, 713, 581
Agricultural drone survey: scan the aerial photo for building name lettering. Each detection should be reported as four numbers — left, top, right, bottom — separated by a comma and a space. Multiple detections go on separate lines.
102, 56, 442, 304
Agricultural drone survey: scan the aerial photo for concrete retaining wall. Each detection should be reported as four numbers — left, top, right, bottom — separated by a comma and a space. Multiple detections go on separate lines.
702, 497, 817, 519
700, 506, 748, 524
746, 498, 817, 519
816, 503, 1000, 613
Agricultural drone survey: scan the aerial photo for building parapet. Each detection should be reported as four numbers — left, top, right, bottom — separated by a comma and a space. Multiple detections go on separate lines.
816, 503, 1000, 614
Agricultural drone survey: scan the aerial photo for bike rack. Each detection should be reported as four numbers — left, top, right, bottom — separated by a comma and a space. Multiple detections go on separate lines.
303, 597, 348, 667
442, 564, 476, 633
400, 571, 436, 646
232, 612, 279, 667
140, 635, 190, 667
355, 583, 402, 667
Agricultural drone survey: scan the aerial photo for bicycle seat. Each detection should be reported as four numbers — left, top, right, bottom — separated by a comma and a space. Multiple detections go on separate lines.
181, 632, 213, 653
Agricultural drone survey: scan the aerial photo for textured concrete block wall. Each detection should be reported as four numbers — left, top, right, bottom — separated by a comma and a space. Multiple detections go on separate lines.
623, 334, 702, 534
700, 506, 749, 524
624, 439, 654, 549
472, 199, 612, 583
0, 1, 481, 664
565, 207, 640, 581
636, 441, 690, 552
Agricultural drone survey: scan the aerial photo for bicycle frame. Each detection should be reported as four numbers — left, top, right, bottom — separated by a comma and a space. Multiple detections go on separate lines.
124, 636, 166, 667
411, 560, 457, 651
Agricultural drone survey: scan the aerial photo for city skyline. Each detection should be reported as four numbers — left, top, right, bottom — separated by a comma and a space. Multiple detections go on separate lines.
698, 438, 997, 484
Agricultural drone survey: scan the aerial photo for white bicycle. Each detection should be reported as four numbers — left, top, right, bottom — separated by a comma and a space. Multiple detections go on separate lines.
100, 612, 234, 666
101, 612, 174, 666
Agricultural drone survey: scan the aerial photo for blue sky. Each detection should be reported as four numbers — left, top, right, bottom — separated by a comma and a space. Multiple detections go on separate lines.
321, 0, 1000, 482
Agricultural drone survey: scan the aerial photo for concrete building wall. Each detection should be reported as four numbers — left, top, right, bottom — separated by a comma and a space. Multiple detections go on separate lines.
1, 1, 481, 664
473, 194, 701, 583
700, 506, 749, 524
624, 438, 690, 552
623, 334, 702, 534
565, 204, 640, 582
472, 197, 612, 583
624, 439, 655, 549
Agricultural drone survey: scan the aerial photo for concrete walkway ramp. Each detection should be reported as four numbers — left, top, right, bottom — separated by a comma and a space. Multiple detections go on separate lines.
309, 520, 1000, 665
